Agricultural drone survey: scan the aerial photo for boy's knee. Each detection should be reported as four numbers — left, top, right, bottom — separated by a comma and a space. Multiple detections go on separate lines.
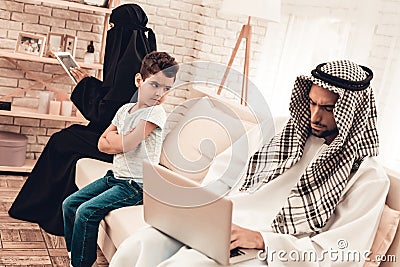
74, 204, 91, 222
62, 196, 74, 213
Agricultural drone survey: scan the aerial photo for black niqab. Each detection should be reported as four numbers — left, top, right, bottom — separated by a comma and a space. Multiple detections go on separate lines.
103, 3, 157, 101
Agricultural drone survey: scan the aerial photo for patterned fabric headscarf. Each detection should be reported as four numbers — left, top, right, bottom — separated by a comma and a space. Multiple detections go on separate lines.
240, 60, 378, 235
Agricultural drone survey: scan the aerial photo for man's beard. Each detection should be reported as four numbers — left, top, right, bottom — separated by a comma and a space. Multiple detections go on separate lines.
311, 127, 339, 138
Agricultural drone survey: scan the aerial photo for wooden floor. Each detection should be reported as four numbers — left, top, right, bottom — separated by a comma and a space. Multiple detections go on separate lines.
0, 173, 109, 267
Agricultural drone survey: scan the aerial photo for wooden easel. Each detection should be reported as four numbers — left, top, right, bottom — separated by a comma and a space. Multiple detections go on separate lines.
217, 16, 252, 106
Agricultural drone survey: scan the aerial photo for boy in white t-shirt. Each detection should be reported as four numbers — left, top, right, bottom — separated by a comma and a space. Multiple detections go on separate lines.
62, 51, 179, 267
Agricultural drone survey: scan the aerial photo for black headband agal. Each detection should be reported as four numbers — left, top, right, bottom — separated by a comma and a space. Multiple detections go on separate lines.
311, 63, 373, 91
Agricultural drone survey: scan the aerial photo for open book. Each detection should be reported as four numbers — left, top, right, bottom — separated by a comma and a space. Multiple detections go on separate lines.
54, 52, 80, 85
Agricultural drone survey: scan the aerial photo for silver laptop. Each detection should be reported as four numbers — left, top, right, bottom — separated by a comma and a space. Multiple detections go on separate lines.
143, 160, 259, 265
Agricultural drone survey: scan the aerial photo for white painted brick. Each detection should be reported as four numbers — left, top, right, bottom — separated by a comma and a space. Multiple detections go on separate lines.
0, 69, 25, 79
14, 117, 40, 127
25, 71, 53, 81
137, 3, 157, 15
92, 25, 103, 34
7, 29, 20, 39
0, 39, 16, 49
156, 7, 180, 19
194, 41, 212, 53
11, 12, 39, 24
0, 29, 6, 38
26, 135, 36, 144
170, 1, 192, 12
0, 77, 18, 87
43, 64, 65, 74
18, 80, 44, 90
0, 59, 13, 69
51, 27, 76, 36
37, 135, 50, 145
192, 5, 216, 17
227, 21, 243, 31
77, 31, 102, 42
40, 120, 66, 128
0, 116, 13, 124
52, 8, 79, 20
215, 28, 236, 40
176, 29, 196, 40
166, 18, 189, 30
22, 23, 50, 33
0, 124, 20, 133
203, 17, 227, 29
154, 25, 176, 36
66, 20, 92, 32
39, 16, 65, 28
0, 18, 22, 30
189, 22, 213, 35
197, 51, 222, 63
0, 86, 19, 96
46, 128, 61, 136
211, 45, 230, 56
146, 0, 169, 7
163, 36, 185, 46
48, 82, 73, 92
0, 10, 11, 20
173, 46, 195, 57
179, 11, 205, 24
148, 16, 167, 26
24, 90, 42, 98
27, 144, 45, 153
78, 13, 104, 24
21, 126, 46, 135
13, 98, 38, 108
1, 1, 24, 12
24, 4, 52, 16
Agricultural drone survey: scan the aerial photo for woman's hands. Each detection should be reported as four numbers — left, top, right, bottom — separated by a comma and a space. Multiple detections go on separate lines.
230, 224, 265, 250
70, 67, 90, 83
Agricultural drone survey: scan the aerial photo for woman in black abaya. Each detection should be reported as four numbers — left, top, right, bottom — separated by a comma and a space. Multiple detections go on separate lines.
9, 4, 156, 236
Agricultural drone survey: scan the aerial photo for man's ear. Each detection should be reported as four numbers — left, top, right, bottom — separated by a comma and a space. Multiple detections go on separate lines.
134, 73, 142, 88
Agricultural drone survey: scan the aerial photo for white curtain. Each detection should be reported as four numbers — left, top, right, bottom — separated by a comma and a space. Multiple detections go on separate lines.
255, 15, 351, 117
255, 0, 400, 161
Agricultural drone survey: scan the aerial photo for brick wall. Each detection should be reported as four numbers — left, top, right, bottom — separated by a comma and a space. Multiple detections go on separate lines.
0, 0, 399, 161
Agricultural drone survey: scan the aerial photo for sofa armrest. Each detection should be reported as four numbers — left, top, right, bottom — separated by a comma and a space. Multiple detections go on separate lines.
75, 158, 113, 188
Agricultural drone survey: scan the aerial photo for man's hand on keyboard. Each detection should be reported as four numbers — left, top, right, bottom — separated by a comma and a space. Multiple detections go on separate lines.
230, 224, 265, 250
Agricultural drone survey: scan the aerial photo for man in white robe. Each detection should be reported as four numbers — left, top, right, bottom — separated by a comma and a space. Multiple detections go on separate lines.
109, 60, 389, 266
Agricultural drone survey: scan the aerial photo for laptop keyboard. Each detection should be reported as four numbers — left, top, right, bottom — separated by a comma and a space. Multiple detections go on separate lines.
230, 247, 246, 258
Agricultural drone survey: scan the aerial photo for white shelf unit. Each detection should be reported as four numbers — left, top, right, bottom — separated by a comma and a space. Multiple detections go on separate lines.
0, 0, 120, 172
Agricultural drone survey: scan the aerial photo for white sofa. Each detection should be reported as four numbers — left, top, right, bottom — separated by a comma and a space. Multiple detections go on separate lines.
75, 88, 400, 264
75, 87, 262, 262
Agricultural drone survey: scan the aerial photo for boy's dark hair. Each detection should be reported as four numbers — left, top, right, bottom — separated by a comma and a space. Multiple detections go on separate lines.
140, 51, 179, 81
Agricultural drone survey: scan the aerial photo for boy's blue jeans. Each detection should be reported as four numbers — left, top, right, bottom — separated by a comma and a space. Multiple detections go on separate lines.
62, 170, 143, 267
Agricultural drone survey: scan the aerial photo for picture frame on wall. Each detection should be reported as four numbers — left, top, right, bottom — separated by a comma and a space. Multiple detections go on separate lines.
45, 33, 64, 57
64, 35, 77, 57
15, 32, 46, 57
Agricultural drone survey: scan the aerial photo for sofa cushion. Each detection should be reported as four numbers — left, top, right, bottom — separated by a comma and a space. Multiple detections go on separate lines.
160, 96, 256, 183
75, 158, 113, 188
364, 205, 400, 266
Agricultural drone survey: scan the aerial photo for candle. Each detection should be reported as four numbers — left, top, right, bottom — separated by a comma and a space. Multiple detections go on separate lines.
61, 101, 73, 116
37, 91, 51, 114
49, 100, 61, 115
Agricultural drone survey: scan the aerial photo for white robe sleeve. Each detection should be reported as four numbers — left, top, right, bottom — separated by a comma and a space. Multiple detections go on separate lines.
260, 158, 389, 267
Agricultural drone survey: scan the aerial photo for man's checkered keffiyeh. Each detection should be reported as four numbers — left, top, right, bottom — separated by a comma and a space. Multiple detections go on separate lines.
240, 60, 379, 235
